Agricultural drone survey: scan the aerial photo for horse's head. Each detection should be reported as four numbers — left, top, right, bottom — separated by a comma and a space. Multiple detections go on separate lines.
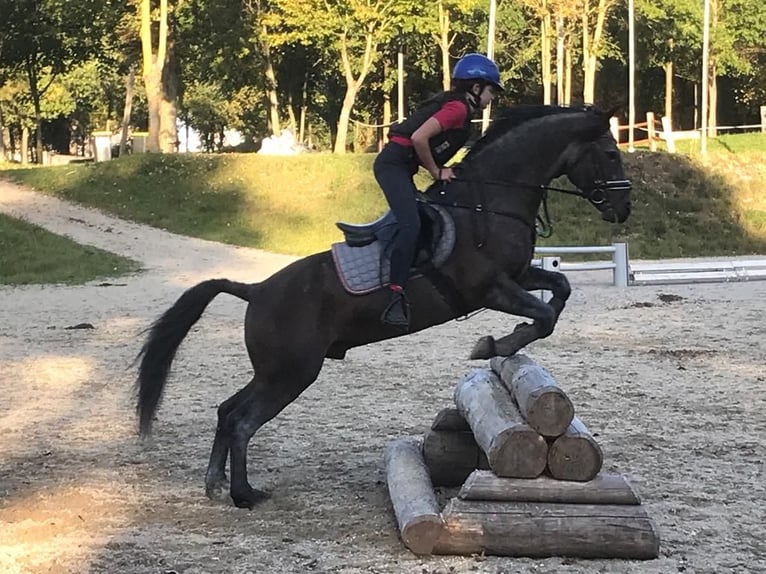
561, 109, 632, 224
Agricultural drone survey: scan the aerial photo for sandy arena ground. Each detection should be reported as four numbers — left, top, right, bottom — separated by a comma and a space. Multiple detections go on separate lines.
1, 180, 764, 574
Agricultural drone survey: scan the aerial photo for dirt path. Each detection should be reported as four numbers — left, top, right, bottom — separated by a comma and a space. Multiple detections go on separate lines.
1, 180, 765, 574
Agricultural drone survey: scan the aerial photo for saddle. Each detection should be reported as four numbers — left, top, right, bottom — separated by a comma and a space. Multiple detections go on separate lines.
331, 201, 456, 295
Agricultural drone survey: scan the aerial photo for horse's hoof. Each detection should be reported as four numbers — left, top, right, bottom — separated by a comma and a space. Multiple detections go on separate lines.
231, 487, 271, 509
205, 478, 230, 502
470, 336, 497, 360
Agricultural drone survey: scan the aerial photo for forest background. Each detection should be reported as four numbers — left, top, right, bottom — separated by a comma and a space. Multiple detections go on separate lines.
0, 0, 765, 160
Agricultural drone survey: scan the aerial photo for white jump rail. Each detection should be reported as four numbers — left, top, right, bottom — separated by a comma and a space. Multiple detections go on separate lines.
532, 243, 629, 287
629, 259, 766, 285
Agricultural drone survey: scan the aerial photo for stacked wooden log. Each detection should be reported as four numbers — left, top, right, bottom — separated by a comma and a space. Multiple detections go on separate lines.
385, 353, 660, 559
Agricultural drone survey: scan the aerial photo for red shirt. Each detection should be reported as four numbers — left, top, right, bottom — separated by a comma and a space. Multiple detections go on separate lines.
389, 100, 469, 147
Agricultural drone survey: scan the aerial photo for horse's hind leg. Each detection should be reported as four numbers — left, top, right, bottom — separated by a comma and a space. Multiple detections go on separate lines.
471, 271, 566, 359
205, 389, 250, 500
220, 355, 325, 509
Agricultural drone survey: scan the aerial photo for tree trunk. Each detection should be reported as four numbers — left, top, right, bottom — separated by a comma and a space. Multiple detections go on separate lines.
144, 68, 162, 152
382, 60, 391, 151
119, 68, 135, 156
299, 71, 308, 143
438, 1, 451, 91
262, 25, 281, 136
556, 16, 564, 105
21, 127, 29, 165
25, 54, 44, 164
141, 0, 168, 153
334, 85, 358, 154
564, 39, 572, 105
582, 14, 594, 103
708, 66, 717, 137
334, 31, 375, 154
541, 1, 552, 104
287, 92, 297, 132
581, 0, 610, 104
160, 41, 180, 153
0, 108, 5, 160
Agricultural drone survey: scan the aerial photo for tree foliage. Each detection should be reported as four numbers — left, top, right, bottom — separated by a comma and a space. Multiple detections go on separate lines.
1, 0, 765, 158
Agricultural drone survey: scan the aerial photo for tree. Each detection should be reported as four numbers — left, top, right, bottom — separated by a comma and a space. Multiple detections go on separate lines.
139, 0, 182, 152
429, 0, 483, 90
0, 0, 106, 162
580, 0, 618, 103
270, 0, 416, 153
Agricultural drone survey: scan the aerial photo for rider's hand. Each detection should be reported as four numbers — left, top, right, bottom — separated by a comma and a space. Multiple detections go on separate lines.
435, 167, 455, 181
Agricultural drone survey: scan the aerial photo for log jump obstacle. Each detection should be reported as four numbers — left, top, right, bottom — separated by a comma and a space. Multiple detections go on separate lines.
385, 354, 660, 559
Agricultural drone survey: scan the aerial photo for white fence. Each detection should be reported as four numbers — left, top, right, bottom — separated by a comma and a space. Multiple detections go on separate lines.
533, 243, 629, 287
532, 243, 766, 287
630, 259, 766, 285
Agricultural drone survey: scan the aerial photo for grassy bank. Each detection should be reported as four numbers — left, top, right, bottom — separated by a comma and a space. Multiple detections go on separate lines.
0, 214, 140, 285
2, 133, 766, 261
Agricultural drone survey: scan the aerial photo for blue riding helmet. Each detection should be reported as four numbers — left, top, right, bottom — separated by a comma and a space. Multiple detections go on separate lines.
452, 53, 504, 92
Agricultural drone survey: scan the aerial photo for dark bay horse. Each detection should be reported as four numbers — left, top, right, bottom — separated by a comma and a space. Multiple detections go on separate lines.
136, 105, 632, 508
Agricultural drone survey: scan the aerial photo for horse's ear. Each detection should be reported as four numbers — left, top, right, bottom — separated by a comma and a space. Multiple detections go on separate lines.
574, 108, 613, 141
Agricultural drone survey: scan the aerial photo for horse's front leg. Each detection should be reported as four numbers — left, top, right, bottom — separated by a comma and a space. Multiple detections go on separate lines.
507, 266, 572, 333
471, 270, 566, 359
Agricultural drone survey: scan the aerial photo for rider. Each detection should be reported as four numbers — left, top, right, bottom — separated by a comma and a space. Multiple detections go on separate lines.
375, 53, 503, 329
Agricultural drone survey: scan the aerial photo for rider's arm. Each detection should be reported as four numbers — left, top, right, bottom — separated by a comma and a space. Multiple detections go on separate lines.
411, 117, 443, 180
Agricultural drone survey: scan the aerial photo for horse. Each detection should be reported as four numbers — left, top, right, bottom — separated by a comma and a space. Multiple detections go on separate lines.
135, 105, 632, 509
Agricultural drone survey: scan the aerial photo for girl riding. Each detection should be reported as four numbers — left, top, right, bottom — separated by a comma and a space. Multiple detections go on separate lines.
375, 53, 503, 328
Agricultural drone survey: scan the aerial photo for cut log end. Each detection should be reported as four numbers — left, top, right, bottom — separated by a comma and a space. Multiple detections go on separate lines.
385, 437, 444, 554
402, 513, 445, 555
526, 389, 575, 437
489, 429, 548, 478
547, 435, 604, 482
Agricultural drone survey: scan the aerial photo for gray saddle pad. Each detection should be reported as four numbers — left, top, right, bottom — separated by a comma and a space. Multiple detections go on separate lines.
331, 204, 456, 295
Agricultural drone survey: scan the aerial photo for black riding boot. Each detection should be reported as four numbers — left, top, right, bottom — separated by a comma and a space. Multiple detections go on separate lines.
381, 286, 410, 329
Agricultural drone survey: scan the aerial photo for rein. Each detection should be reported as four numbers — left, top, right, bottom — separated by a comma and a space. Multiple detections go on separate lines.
423, 177, 577, 243
425, 172, 630, 244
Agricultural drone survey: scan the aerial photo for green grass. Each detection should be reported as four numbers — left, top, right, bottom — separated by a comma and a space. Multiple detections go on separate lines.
2, 131, 765, 265
2, 154, 387, 256
0, 213, 140, 285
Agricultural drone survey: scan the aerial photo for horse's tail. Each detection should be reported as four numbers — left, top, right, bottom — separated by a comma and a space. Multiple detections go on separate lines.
135, 279, 252, 438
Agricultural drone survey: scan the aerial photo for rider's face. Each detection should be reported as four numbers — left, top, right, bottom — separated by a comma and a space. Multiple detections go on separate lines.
474, 84, 499, 110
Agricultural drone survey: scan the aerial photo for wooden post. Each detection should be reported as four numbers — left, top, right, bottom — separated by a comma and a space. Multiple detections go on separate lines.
454, 369, 548, 478
490, 355, 574, 437
547, 416, 603, 482
459, 470, 641, 505
384, 437, 444, 555
433, 499, 660, 559
609, 116, 620, 143
661, 115, 675, 153
647, 112, 656, 151
761, 105, 766, 133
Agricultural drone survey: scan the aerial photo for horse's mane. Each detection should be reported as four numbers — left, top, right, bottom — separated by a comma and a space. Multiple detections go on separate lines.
463, 105, 597, 162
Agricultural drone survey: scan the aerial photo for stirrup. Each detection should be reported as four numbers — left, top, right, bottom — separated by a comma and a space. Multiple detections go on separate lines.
381, 292, 410, 328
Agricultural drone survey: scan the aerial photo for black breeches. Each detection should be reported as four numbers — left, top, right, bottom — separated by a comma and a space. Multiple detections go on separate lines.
374, 143, 421, 288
